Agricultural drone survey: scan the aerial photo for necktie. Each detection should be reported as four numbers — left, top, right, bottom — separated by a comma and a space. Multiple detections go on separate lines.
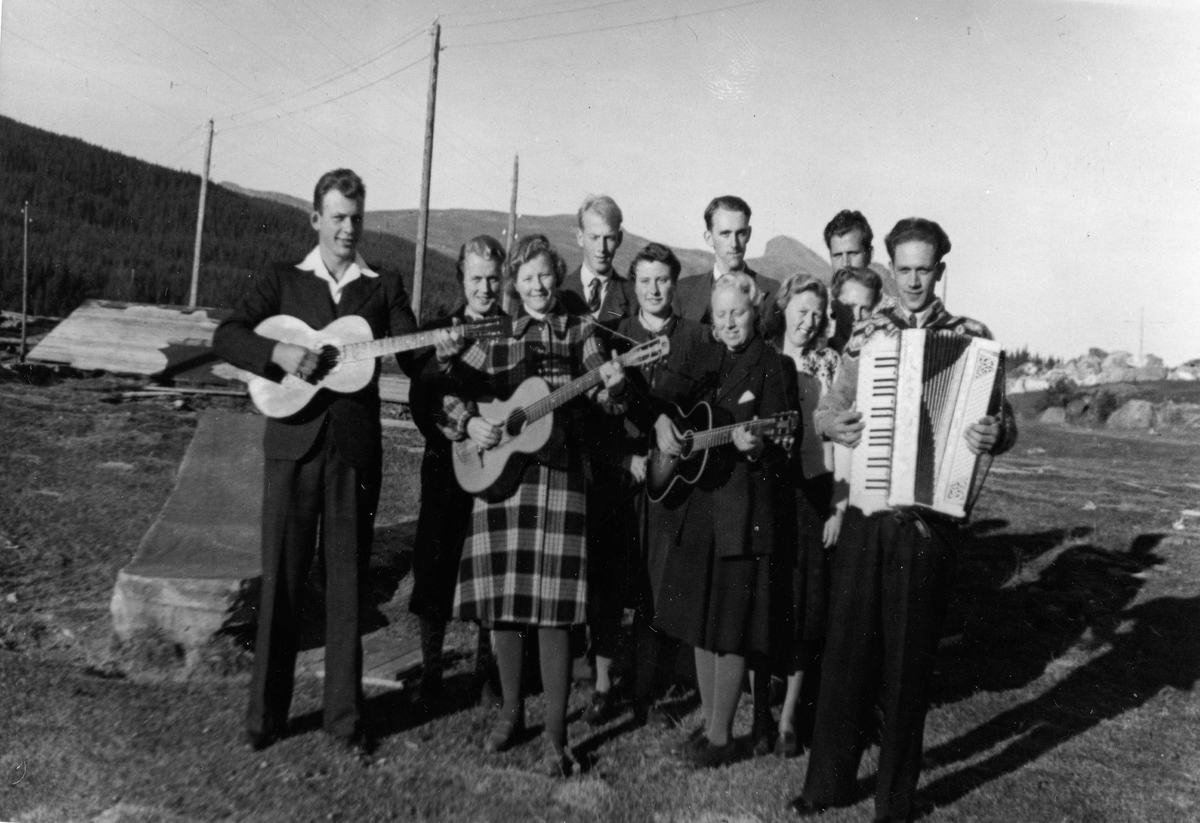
587, 278, 602, 313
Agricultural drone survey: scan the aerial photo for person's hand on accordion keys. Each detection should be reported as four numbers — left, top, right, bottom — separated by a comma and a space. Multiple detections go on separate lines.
964, 415, 1002, 455
826, 410, 866, 448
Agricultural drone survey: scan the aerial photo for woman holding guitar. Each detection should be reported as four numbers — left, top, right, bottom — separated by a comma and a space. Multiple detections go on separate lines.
651, 272, 798, 768
435, 235, 627, 777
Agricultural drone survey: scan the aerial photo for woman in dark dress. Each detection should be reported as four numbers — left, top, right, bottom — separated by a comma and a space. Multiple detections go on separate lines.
408, 235, 507, 710
652, 272, 797, 768
613, 243, 712, 721
436, 235, 627, 777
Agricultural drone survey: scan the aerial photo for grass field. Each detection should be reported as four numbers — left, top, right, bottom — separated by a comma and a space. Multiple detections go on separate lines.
2, 370, 1199, 822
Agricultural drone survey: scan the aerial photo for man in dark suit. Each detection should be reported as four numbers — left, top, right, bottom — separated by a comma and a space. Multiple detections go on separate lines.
555, 195, 641, 724
791, 218, 1016, 822
673, 195, 781, 334
213, 168, 419, 755
558, 194, 636, 329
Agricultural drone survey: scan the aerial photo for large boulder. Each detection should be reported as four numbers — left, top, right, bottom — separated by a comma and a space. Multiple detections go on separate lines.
1039, 406, 1067, 425
1106, 399, 1154, 430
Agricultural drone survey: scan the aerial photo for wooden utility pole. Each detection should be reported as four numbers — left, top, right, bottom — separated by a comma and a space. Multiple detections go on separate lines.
411, 19, 441, 324
503, 154, 519, 315
188, 119, 214, 310
20, 201, 29, 363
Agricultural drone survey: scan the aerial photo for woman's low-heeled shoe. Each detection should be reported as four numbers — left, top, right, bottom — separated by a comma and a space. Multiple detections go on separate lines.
543, 745, 579, 778
483, 713, 525, 753
774, 729, 799, 758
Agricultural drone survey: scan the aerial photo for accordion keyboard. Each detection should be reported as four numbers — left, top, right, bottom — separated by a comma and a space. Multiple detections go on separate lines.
849, 334, 902, 515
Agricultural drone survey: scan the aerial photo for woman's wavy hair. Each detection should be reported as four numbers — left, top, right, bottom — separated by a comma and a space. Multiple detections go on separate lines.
775, 272, 830, 342
708, 271, 764, 342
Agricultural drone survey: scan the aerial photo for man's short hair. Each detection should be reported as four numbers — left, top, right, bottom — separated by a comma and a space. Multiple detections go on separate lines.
312, 168, 365, 212
508, 234, 566, 287
831, 266, 883, 302
577, 194, 623, 230
628, 242, 682, 282
703, 195, 752, 230
823, 210, 873, 251
884, 218, 952, 262
456, 235, 506, 282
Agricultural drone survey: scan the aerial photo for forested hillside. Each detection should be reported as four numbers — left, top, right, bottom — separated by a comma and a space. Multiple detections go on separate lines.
0, 116, 459, 320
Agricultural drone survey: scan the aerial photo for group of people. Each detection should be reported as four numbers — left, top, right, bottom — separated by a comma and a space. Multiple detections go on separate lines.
214, 168, 1016, 823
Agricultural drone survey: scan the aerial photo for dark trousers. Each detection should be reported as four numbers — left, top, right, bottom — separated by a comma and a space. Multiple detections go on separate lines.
585, 467, 640, 661
801, 508, 956, 823
246, 429, 380, 741
409, 444, 473, 621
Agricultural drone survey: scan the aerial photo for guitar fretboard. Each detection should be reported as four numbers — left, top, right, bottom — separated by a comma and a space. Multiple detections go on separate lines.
688, 414, 794, 451
521, 342, 664, 425
339, 324, 496, 363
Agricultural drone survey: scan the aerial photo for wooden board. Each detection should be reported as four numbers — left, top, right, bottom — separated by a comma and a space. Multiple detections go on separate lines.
27, 300, 230, 378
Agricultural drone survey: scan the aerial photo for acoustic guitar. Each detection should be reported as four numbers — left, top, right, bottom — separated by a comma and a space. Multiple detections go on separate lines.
451, 336, 670, 498
645, 402, 800, 503
246, 314, 511, 419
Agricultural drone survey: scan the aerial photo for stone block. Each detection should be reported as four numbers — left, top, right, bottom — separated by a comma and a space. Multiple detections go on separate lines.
1106, 399, 1154, 430
1039, 407, 1067, 425
110, 410, 265, 656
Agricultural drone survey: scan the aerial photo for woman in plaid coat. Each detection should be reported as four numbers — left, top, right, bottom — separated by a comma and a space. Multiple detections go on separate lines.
436, 235, 627, 776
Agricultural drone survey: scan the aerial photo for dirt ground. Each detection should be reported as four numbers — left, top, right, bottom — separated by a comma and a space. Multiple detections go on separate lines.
2, 371, 1199, 822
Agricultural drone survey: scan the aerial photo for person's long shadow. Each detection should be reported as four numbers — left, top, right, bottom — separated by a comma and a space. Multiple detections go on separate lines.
915, 533, 1200, 809
931, 522, 1150, 705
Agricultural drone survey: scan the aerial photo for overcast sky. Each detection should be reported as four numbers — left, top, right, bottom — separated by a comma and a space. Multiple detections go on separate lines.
1, 0, 1197, 363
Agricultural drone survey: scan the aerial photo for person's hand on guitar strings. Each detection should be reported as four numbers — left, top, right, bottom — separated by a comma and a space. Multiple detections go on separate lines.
271, 341, 326, 384
467, 415, 502, 450
654, 414, 684, 457
598, 349, 626, 398
731, 416, 764, 458
433, 320, 468, 366
964, 415, 1001, 455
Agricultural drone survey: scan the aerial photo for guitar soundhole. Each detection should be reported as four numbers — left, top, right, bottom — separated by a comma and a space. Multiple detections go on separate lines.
505, 409, 527, 437
679, 434, 694, 460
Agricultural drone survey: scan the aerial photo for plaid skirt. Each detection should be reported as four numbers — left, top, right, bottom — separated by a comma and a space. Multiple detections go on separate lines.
453, 448, 588, 627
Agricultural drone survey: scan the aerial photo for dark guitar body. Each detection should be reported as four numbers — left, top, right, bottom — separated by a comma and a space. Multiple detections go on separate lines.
645, 401, 714, 504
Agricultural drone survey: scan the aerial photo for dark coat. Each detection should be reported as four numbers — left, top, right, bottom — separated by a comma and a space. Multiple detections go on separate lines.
678, 334, 796, 559
213, 259, 418, 468
672, 265, 782, 337
558, 266, 636, 331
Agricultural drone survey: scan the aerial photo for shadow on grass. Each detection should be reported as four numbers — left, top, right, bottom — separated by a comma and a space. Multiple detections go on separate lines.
906, 531, 1200, 810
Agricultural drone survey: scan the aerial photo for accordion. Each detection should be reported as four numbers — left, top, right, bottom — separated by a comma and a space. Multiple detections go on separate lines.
848, 328, 1003, 520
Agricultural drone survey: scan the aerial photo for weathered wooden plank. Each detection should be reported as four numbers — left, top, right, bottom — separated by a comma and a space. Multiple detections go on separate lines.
28, 300, 229, 377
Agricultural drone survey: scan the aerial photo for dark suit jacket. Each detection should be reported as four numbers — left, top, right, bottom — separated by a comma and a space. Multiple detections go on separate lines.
213, 258, 418, 467
678, 334, 797, 558
673, 265, 782, 337
558, 266, 636, 331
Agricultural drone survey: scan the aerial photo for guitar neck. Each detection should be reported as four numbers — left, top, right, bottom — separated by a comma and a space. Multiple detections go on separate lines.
689, 416, 787, 452
339, 326, 478, 363
522, 348, 647, 425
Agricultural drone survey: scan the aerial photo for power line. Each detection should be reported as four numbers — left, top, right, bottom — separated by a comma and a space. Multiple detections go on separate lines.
220, 53, 429, 134
448, 0, 641, 29
446, 0, 777, 49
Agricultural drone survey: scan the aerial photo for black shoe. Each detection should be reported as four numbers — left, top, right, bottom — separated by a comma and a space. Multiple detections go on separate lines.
543, 744, 580, 778
332, 732, 374, 759
677, 724, 707, 756
686, 738, 739, 769
243, 730, 277, 752
638, 702, 681, 730
789, 797, 829, 818
483, 712, 525, 753
774, 729, 799, 758
584, 689, 618, 726
750, 717, 777, 758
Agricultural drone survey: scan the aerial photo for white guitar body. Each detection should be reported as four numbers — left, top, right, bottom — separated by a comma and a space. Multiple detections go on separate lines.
248, 315, 376, 419
452, 376, 555, 498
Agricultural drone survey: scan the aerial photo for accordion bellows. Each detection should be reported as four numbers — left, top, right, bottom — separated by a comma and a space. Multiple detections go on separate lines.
850, 329, 1002, 520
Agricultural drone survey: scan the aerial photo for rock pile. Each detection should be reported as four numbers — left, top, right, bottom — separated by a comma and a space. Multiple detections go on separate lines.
1009, 350, 1196, 394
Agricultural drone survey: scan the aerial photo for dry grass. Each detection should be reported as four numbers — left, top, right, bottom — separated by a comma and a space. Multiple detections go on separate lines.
2, 367, 1199, 822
